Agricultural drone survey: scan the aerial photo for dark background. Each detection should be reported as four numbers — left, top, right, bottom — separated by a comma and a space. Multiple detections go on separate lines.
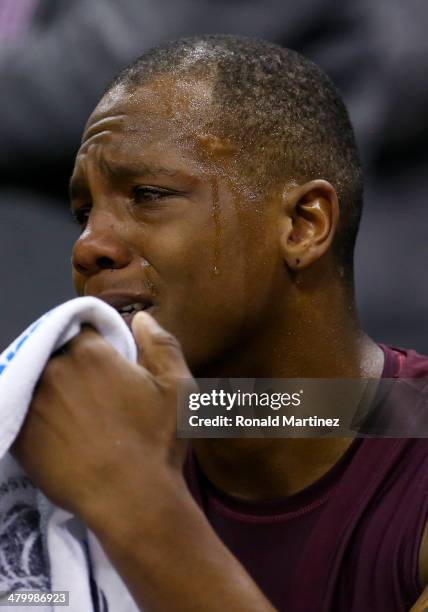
0, 0, 426, 352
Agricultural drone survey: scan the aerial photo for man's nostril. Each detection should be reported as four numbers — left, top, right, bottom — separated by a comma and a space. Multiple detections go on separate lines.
97, 256, 114, 270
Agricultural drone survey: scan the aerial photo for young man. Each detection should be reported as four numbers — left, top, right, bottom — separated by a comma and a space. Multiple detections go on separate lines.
13, 36, 428, 611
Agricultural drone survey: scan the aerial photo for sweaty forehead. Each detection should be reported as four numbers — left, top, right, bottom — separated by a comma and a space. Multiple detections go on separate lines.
82, 76, 215, 147
75, 75, 247, 188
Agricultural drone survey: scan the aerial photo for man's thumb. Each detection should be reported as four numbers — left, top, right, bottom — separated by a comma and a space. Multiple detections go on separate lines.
131, 311, 190, 378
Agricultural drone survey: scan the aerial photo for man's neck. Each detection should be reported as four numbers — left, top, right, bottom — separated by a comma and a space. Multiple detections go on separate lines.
191, 437, 358, 501
195, 274, 383, 380
190, 287, 385, 501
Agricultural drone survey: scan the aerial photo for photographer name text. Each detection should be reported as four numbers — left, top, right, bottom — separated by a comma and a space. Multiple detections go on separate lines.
187, 414, 340, 428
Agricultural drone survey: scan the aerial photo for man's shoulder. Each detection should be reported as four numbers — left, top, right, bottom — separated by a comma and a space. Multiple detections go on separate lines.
380, 344, 428, 378
381, 346, 428, 593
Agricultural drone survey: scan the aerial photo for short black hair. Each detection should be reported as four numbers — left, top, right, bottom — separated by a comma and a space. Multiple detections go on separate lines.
107, 34, 363, 276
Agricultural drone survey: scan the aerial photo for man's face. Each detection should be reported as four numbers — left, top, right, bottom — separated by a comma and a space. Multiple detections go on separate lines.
70, 77, 286, 370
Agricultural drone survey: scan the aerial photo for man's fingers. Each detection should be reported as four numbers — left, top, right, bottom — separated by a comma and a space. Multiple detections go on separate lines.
131, 312, 191, 379
51, 325, 97, 357
50, 326, 121, 373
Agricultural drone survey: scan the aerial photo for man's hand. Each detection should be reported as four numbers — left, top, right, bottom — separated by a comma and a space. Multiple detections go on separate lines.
11, 311, 192, 520
11, 312, 275, 611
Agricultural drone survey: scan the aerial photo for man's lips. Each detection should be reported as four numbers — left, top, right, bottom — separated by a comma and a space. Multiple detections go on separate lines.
94, 292, 155, 320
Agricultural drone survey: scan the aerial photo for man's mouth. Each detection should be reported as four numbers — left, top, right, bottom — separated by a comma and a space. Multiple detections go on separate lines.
116, 302, 155, 326
117, 302, 147, 315
94, 293, 155, 326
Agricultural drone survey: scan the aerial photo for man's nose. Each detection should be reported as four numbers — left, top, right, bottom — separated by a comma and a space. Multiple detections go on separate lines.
72, 226, 133, 277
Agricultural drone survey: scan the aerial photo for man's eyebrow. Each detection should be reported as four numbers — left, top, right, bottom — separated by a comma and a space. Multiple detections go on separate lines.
68, 159, 192, 203
99, 158, 182, 180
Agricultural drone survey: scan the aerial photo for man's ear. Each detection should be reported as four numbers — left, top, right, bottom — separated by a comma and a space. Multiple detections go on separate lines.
280, 179, 339, 269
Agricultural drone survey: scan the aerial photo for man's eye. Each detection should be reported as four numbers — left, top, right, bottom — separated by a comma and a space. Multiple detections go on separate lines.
71, 205, 91, 228
133, 186, 172, 203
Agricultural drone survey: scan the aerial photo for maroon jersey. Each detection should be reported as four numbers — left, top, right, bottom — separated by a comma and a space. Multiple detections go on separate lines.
184, 345, 428, 611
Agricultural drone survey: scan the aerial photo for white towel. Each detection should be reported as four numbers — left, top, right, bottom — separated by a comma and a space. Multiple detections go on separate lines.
0, 297, 141, 611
